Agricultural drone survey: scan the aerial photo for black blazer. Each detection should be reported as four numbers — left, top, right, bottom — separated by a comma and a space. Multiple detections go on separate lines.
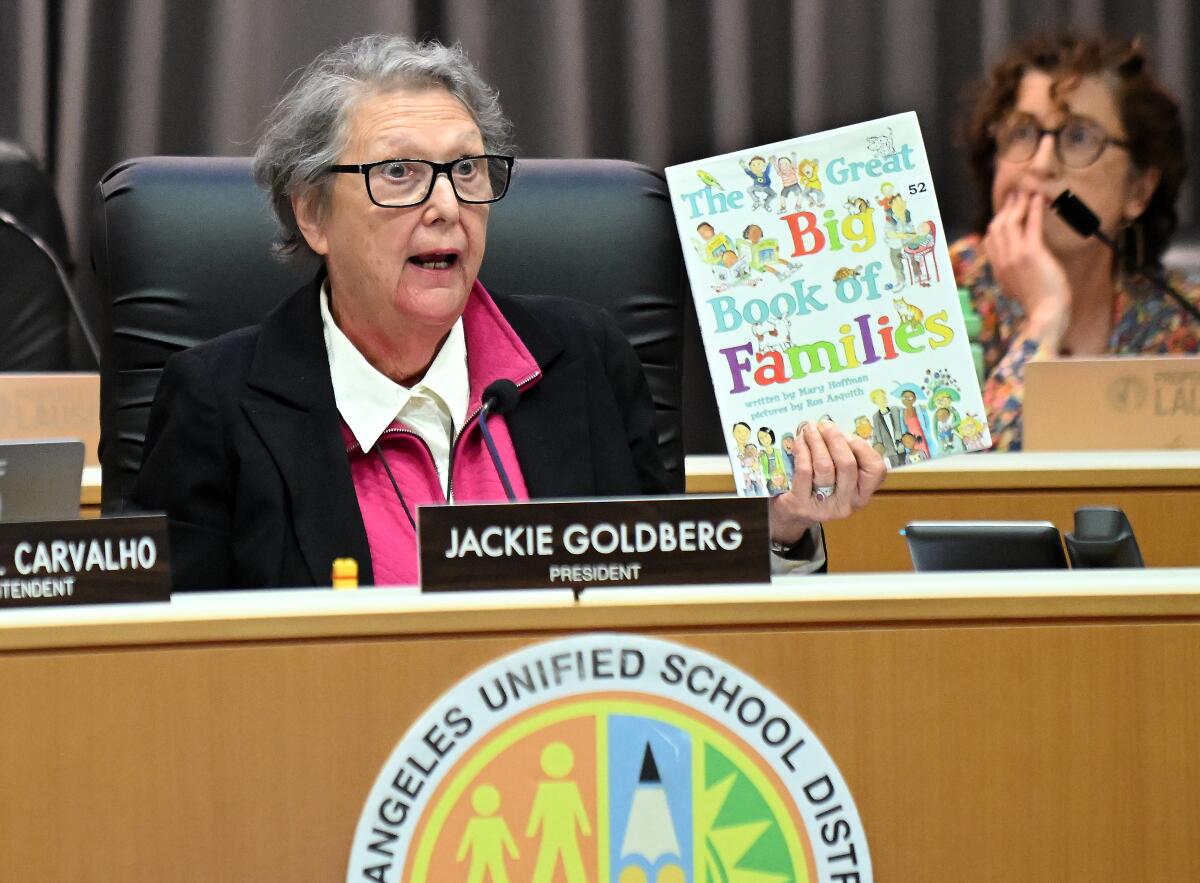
131, 276, 678, 590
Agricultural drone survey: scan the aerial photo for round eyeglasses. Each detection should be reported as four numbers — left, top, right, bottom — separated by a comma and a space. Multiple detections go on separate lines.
991, 112, 1129, 169
327, 155, 515, 208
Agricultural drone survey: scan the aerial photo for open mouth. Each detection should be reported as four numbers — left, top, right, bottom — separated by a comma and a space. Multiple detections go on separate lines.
409, 251, 459, 270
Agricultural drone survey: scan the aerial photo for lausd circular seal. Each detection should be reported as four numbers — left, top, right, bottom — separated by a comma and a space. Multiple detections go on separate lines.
347, 634, 872, 882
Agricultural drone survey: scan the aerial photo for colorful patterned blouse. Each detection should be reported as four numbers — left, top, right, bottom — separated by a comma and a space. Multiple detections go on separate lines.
950, 234, 1200, 451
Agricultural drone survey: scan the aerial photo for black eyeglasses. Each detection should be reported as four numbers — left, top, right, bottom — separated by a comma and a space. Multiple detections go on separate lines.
327, 155, 514, 208
991, 112, 1129, 169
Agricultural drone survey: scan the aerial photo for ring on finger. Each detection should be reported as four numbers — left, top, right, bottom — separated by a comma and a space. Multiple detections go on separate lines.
812, 484, 836, 502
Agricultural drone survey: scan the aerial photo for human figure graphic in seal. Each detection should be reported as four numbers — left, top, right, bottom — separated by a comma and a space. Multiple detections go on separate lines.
526, 742, 592, 882
456, 784, 519, 882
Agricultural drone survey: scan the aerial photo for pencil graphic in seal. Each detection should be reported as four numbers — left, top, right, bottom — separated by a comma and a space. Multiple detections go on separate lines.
619, 744, 683, 867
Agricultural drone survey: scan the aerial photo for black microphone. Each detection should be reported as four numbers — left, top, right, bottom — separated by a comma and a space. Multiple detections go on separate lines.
1049, 190, 1107, 243
1064, 506, 1144, 568
482, 379, 520, 417
0, 207, 101, 365
1050, 190, 1200, 323
478, 379, 521, 501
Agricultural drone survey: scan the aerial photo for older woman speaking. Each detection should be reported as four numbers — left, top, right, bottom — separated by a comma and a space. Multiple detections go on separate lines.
133, 35, 884, 589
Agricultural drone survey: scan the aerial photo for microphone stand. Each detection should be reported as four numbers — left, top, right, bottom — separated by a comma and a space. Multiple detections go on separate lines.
477, 379, 522, 502
0, 207, 102, 364
478, 400, 517, 502
0, 207, 101, 366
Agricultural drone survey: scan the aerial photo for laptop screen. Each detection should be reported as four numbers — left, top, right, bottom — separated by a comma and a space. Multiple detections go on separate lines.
904, 521, 1069, 571
0, 439, 85, 522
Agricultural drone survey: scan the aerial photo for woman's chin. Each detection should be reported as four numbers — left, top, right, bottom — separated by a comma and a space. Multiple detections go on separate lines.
391, 280, 472, 327
1042, 214, 1105, 257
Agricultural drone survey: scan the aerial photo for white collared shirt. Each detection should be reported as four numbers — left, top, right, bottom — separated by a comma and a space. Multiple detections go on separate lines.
318, 283, 824, 571
320, 283, 469, 499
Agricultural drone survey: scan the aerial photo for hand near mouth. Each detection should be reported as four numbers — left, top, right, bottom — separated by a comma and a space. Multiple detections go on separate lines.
984, 190, 1072, 348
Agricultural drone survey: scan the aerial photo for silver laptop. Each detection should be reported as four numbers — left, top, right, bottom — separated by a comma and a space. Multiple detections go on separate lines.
0, 439, 85, 522
1024, 355, 1200, 451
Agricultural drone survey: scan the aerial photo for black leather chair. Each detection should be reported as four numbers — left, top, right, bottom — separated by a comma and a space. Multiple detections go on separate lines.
0, 141, 82, 370
92, 156, 687, 511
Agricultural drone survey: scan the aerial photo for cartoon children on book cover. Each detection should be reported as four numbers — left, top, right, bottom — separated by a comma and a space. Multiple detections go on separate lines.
666, 112, 992, 496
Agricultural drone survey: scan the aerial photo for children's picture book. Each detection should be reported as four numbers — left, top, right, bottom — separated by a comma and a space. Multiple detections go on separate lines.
665, 112, 992, 496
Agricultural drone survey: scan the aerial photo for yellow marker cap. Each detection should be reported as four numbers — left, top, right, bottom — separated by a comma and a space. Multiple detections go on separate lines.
331, 557, 359, 590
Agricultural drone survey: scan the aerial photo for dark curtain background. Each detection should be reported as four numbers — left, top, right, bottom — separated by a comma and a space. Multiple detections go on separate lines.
2, 0, 1197, 446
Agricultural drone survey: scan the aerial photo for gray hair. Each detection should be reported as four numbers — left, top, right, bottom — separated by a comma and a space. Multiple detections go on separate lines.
252, 34, 514, 259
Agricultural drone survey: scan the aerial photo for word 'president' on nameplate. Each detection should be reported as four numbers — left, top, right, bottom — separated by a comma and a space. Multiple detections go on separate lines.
418, 496, 770, 592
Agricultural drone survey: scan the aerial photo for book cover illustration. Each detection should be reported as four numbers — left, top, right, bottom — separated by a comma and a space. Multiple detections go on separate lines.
665, 112, 992, 496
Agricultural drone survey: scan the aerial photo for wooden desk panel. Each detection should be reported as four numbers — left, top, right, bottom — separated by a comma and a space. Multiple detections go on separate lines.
1, 575, 1199, 881
824, 487, 1197, 571
687, 452, 1200, 572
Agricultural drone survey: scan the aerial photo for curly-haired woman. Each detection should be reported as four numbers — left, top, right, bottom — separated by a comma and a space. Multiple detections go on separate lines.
952, 32, 1200, 451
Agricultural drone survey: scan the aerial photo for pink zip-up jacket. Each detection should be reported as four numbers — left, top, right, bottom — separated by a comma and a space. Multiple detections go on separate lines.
344, 281, 541, 585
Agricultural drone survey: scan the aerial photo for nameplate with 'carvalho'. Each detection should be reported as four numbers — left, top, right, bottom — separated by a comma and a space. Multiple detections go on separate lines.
418, 495, 769, 592
0, 515, 171, 608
